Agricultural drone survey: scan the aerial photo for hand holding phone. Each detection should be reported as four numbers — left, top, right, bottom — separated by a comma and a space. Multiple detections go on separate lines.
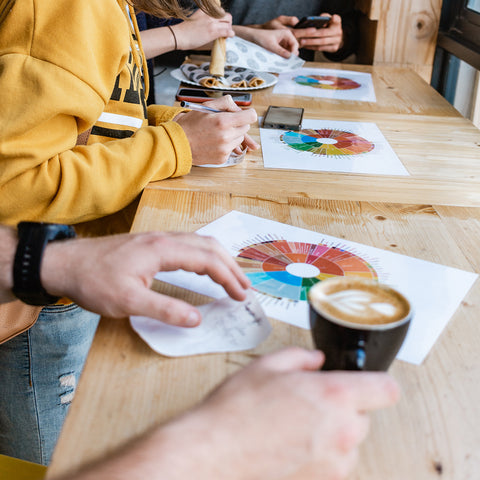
294, 15, 331, 30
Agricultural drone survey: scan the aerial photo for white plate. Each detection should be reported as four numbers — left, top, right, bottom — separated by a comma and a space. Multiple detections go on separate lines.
171, 68, 278, 91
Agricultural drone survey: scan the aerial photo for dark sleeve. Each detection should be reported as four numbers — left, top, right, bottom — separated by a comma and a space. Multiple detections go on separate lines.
322, 0, 359, 62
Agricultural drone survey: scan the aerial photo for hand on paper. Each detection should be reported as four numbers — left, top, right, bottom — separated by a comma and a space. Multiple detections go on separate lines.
41, 232, 250, 326
234, 25, 299, 58
176, 95, 259, 166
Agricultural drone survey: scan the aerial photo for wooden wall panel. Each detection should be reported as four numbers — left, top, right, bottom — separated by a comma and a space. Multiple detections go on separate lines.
356, 0, 443, 82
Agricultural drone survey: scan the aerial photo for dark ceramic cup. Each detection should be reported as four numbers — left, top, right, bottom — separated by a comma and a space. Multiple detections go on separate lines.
308, 277, 412, 371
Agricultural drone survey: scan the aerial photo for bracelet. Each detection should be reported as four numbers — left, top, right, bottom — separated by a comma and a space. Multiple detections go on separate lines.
167, 25, 178, 51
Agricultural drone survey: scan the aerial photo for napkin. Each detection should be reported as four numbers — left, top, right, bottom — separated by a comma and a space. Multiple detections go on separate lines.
130, 290, 271, 357
226, 36, 305, 73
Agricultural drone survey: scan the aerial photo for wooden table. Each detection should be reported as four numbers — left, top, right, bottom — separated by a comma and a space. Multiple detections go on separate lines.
252, 63, 461, 117
146, 63, 480, 207
47, 65, 480, 480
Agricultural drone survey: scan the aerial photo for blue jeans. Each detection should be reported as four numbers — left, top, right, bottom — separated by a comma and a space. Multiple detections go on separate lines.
0, 304, 99, 465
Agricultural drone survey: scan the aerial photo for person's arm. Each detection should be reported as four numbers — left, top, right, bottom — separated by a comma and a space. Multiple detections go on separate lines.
141, 10, 235, 60
0, 226, 17, 304
40, 231, 250, 326
0, 2, 193, 228
233, 25, 299, 58
65, 348, 399, 480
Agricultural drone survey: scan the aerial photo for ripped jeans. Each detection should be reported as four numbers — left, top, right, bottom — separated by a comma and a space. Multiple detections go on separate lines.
0, 303, 99, 465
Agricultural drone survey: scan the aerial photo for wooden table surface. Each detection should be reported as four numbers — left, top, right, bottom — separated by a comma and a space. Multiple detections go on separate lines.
48, 190, 480, 480
253, 63, 461, 117
148, 63, 480, 207
47, 65, 480, 480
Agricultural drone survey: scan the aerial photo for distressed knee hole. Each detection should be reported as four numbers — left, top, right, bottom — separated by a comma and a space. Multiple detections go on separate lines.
59, 372, 76, 405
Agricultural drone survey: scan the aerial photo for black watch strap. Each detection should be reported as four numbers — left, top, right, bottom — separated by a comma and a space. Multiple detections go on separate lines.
12, 222, 77, 306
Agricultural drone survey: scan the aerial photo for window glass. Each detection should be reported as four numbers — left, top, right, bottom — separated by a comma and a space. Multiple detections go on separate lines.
467, 0, 480, 13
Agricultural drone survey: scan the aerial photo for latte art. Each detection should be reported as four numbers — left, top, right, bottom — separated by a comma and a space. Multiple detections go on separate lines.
309, 278, 410, 326
320, 289, 398, 319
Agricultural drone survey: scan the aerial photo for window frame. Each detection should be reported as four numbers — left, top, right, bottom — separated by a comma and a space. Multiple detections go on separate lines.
436, 0, 480, 69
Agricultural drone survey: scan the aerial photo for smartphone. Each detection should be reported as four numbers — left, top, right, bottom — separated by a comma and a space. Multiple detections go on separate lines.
175, 87, 253, 106
262, 106, 304, 131
294, 15, 331, 29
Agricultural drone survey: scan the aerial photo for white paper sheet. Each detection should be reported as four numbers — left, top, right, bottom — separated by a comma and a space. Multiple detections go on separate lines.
260, 118, 409, 176
130, 290, 271, 357
226, 36, 305, 73
154, 211, 478, 365
273, 67, 376, 102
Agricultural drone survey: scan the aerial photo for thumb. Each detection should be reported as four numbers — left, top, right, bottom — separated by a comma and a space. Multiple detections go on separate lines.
259, 347, 325, 372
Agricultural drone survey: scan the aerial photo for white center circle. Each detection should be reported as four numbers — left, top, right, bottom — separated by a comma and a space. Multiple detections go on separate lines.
318, 80, 335, 85
286, 262, 320, 278
316, 138, 338, 144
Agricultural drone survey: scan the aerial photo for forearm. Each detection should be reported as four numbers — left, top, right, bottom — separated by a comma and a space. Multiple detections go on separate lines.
0, 122, 192, 227
232, 25, 262, 42
66, 411, 221, 480
140, 27, 177, 60
0, 226, 17, 303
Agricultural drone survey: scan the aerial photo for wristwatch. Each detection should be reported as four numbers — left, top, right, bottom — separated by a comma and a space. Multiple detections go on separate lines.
12, 221, 77, 306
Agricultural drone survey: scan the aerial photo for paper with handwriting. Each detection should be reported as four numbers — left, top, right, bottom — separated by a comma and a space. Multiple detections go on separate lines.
130, 290, 271, 357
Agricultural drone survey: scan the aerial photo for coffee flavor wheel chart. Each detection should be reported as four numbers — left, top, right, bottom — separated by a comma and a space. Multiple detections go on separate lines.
236, 240, 378, 302
280, 128, 375, 156
293, 74, 361, 90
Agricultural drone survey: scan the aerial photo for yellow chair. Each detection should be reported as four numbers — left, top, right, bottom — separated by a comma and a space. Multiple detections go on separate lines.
0, 454, 46, 480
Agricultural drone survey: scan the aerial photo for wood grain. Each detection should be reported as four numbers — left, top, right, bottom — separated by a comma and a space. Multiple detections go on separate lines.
148, 110, 480, 207
255, 63, 460, 117
47, 191, 480, 480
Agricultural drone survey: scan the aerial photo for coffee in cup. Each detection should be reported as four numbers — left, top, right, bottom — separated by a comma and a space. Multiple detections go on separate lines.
308, 277, 412, 371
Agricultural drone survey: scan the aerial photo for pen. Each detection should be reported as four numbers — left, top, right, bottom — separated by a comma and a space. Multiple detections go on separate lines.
180, 101, 222, 113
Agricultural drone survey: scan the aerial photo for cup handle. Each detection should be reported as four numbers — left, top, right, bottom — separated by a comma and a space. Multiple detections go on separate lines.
345, 339, 366, 370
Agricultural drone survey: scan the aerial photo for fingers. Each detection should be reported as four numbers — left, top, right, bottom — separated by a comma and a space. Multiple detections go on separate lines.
157, 234, 251, 301
258, 347, 325, 372
241, 133, 260, 151
274, 15, 299, 28
203, 95, 241, 112
127, 286, 203, 327
295, 14, 343, 52
323, 372, 400, 411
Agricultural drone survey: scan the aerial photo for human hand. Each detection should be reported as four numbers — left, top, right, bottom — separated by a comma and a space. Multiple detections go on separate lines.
41, 232, 250, 326
175, 95, 259, 166
173, 9, 234, 50
238, 26, 299, 58
292, 14, 344, 53
153, 348, 399, 480
262, 15, 300, 30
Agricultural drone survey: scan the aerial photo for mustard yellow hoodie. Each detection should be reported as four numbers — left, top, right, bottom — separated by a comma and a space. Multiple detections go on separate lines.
0, 0, 192, 235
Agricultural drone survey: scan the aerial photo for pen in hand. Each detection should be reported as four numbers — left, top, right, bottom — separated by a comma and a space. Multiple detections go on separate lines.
180, 101, 222, 113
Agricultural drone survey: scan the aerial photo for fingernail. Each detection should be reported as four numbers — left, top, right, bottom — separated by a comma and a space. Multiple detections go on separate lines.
186, 311, 200, 327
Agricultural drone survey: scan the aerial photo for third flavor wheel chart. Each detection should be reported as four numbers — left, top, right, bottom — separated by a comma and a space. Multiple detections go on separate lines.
236, 240, 378, 302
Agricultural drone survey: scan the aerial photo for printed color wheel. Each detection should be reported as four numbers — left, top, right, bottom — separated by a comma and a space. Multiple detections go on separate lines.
281, 128, 375, 156
293, 75, 361, 90
236, 240, 378, 301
